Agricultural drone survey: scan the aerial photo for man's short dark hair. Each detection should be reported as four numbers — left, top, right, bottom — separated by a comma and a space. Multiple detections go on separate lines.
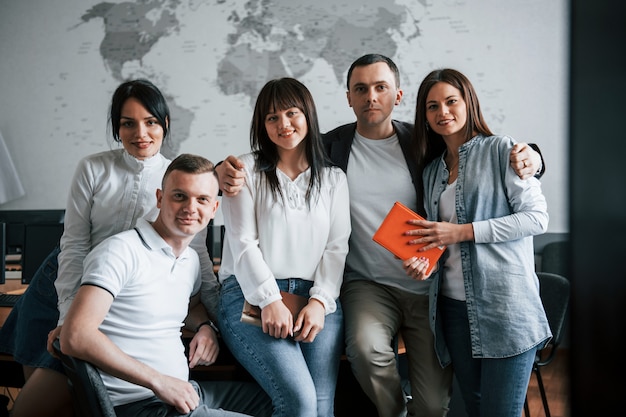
346, 54, 401, 90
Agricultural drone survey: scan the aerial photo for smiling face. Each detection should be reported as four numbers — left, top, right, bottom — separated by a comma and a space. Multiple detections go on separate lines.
264, 106, 308, 154
155, 169, 219, 243
346, 61, 403, 137
425, 81, 468, 142
118, 97, 165, 160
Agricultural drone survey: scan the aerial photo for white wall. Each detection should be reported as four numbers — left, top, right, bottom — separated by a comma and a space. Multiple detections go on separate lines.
0, 0, 569, 232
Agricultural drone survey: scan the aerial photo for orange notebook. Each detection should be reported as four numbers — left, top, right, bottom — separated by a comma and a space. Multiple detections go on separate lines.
372, 201, 446, 275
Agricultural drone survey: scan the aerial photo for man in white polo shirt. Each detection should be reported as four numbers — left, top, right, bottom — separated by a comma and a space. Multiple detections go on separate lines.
59, 154, 270, 417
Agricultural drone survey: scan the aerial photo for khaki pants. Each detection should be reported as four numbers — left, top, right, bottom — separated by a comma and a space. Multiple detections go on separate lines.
341, 280, 452, 417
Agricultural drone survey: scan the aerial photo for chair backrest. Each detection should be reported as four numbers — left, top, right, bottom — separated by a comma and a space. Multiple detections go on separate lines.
52, 339, 117, 417
537, 272, 570, 348
540, 241, 569, 278
206, 223, 226, 263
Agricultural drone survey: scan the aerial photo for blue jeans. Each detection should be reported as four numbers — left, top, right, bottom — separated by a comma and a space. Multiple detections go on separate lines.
114, 380, 271, 417
439, 296, 537, 417
218, 276, 344, 417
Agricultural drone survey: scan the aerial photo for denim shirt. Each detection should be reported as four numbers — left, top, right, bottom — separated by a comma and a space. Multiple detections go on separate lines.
423, 134, 551, 365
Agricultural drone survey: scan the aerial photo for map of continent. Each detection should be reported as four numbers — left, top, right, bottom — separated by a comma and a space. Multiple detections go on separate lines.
217, 0, 420, 103
80, 0, 191, 157
78, 0, 422, 157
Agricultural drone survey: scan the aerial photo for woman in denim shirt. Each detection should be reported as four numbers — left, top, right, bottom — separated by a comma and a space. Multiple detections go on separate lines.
405, 68, 551, 417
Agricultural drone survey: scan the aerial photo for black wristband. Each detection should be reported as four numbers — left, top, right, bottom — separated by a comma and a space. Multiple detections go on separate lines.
196, 320, 219, 334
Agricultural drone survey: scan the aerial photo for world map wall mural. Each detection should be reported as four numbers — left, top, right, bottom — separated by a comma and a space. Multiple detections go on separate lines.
0, 0, 568, 232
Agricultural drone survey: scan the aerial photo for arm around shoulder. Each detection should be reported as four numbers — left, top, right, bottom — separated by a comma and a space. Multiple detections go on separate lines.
528, 143, 545, 178
216, 155, 247, 196
509, 142, 545, 179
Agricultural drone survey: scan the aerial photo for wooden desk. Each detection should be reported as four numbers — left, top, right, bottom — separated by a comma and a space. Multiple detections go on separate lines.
0, 280, 27, 294
0, 280, 27, 328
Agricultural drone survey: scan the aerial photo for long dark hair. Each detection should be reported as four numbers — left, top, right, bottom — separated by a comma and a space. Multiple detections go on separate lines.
109, 79, 170, 143
250, 77, 330, 205
413, 68, 493, 169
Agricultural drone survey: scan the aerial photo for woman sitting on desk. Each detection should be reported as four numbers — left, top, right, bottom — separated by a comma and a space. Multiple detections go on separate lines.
0, 79, 219, 417
218, 77, 351, 417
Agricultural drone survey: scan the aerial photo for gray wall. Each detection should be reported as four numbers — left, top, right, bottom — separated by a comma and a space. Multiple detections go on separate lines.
0, 0, 569, 232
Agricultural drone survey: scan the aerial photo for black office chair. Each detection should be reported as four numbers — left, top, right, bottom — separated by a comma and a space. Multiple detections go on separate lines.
52, 339, 116, 417
524, 272, 570, 417
206, 223, 226, 264
540, 241, 569, 278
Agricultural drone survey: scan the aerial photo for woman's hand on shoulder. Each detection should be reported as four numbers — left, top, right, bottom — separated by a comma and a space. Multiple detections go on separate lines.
216, 155, 246, 196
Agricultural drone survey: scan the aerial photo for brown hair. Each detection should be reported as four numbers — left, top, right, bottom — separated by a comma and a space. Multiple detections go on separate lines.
161, 153, 216, 189
413, 68, 493, 169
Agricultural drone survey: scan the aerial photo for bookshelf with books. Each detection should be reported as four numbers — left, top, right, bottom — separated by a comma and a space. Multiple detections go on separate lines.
0, 210, 64, 284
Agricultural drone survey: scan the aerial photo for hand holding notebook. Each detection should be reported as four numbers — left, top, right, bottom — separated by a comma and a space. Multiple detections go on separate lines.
372, 201, 446, 275
241, 291, 309, 327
